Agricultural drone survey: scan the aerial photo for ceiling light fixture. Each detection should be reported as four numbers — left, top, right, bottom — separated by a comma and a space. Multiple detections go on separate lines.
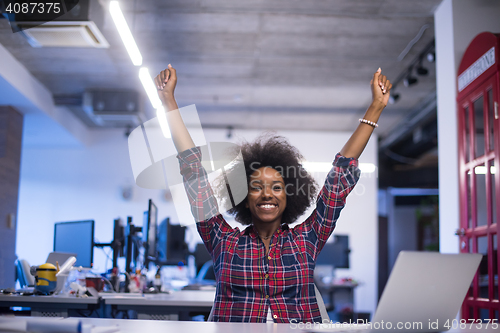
427, 52, 435, 63
403, 68, 418, 87
416, 65, 428, 76
387, 39, 435, 103
109, 1, 142, 66
156, 106, 172, 138
139, 67, 162, 109
416, 57, 429, 76
389, 93, 400, 104
138, 67, 171, 138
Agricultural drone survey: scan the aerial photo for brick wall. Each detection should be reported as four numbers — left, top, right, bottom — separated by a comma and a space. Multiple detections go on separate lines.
0, 106, 23, 288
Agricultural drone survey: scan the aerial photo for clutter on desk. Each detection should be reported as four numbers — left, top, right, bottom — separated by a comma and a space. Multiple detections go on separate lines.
0, 317, 120, 333
86, 276, 105, 292
25, 256, 79, 296
34, 263, 57, 295
0, 288, 15, 295
56, 256, 77, 276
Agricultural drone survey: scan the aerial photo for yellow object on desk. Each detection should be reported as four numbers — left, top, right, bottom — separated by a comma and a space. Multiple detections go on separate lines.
35, 263, 58, 294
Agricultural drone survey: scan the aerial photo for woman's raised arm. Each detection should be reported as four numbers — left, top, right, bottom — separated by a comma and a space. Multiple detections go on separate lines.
154, 64, 195, 153
339, 68, 392, 159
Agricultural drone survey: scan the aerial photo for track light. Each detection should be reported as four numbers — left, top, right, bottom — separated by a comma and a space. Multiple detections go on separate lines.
426, 52, 435, 63
416, 65, 428, 76
403, 68, 418, 87
416, 58, 428, 76
389, 93, 400, 104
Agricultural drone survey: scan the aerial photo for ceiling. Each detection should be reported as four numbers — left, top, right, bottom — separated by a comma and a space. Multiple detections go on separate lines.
0, 0, 441, 135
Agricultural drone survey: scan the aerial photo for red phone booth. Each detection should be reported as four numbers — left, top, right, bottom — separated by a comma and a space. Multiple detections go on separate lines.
457, 32, 500, 321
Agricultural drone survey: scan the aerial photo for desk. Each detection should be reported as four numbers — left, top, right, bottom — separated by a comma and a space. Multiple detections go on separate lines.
0, 290, 214, 320
0, 294, 100, 317
100, 290, 215, 320
0, 316, 497, 333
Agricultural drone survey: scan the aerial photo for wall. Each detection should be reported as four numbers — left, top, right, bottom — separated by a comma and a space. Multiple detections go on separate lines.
434, 0, 500, 253
389, 206, 418, 270
16, 124, 378, 314
0, 106, 23, 288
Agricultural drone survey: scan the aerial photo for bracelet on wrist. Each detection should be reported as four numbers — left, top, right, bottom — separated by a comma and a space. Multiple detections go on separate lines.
359, 118, 378, 128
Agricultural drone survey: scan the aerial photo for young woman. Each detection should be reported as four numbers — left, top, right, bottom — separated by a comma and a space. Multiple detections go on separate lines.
154, 65, 391, 323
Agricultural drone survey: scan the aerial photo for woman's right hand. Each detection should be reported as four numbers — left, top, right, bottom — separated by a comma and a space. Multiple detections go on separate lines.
154, 64, 177, 103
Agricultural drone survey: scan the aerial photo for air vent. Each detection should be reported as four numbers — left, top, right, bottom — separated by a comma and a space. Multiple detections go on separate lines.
82, 90, 145, 128
18, 21, 109, 48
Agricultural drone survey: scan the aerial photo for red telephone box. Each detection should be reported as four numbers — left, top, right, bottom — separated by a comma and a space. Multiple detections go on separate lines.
457, 32, 500, 321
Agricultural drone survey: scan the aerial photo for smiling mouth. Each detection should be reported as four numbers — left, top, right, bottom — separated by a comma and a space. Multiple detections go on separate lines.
257, 203, 278, 210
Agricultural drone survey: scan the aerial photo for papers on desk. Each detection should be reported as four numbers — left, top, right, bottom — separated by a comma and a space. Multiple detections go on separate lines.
0, 318, 120, 333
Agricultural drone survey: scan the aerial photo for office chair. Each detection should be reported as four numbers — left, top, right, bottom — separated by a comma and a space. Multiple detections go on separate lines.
15, 259, 35, 287
194, 244, 212, 275
196, 260, 215, 281
206, 283, 330, 322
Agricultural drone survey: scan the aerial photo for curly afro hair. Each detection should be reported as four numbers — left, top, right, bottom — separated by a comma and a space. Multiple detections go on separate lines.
216, 133, 318, 225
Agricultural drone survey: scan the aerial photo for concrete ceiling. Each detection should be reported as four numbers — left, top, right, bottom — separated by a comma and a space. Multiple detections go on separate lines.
0, 0, 441, 138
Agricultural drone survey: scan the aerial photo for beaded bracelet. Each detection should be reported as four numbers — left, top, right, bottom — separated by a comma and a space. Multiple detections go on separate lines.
359, 118, 378, 128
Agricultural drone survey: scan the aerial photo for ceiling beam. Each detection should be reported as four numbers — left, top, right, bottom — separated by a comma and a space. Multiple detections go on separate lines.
0, 42, 90, 147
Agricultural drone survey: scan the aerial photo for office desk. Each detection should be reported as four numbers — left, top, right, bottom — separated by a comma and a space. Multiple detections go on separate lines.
0, 316, 497, 333
0, 294, 100, 317
100, 290, 215, 320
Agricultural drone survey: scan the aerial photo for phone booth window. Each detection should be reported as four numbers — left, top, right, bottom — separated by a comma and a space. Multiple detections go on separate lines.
457, 32, 500, 321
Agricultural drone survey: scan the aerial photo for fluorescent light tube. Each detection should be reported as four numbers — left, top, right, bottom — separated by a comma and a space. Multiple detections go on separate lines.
109, 1, 142, 66
156, 106, 172, 138
139, 68, 171, 138
139, 67, 162, 109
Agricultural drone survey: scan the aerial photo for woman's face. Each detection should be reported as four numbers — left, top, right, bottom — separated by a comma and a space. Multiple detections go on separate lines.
246, 167, 287, 225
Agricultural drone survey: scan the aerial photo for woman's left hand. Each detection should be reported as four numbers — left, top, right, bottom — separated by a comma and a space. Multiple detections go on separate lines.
370, 68, 392, 108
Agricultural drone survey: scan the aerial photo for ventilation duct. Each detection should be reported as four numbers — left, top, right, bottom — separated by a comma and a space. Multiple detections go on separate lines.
12, 0, 108, 48
19, 21, 108, 48
82, 90, 145, 128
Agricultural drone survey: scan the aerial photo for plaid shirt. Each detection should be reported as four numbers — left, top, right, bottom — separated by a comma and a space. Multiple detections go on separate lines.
177, 147, 359, 323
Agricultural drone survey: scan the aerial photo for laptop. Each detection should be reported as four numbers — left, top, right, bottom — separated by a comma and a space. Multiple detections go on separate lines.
305, 251, 482, 332
46, 252, 77, 268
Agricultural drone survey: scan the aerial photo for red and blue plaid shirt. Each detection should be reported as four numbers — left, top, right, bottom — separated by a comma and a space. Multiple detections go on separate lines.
177, 147, 359, 323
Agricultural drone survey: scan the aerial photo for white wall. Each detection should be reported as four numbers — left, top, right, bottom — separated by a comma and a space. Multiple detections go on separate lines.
434, 0, 500, 253
16, 125, 378, 315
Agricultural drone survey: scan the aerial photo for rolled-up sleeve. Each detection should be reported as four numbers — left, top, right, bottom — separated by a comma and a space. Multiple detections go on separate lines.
177, 147, 233, 255
297, 153, 360, 260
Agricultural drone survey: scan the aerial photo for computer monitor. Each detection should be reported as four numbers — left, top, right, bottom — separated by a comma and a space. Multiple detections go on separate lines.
142, 199, 158, 260
194, 243, 212, 274
157, 218, 188, 263
54, 220, 95, 268
167, 223, 187, 262
316, 234, 350, 268
112, 218, 125, 267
